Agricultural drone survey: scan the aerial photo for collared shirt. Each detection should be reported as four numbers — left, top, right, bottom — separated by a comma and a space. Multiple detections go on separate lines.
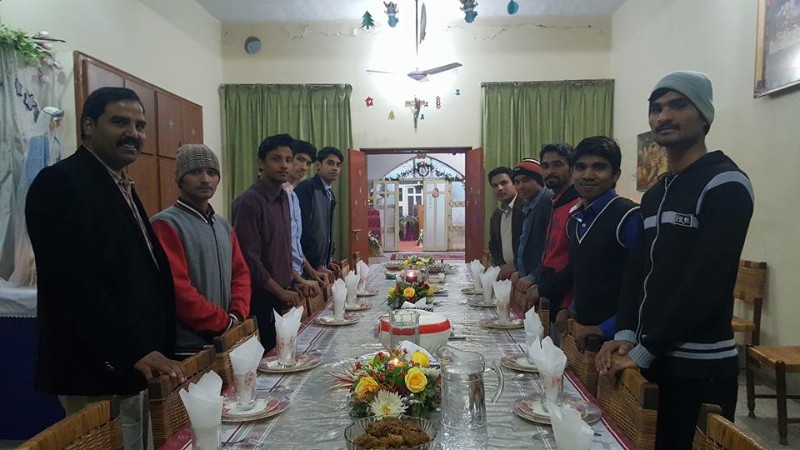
86, 147, 158, 267
499, 195, 516, 265
516, 188, 549, 281
321, 178, 333, 202
231, 181, 294, 290
282, 181, 305, 274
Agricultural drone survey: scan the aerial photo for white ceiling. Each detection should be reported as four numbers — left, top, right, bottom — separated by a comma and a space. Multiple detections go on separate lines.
196, 0, 627, 23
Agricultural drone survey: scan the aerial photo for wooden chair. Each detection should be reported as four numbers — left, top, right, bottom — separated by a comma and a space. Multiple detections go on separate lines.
733, 260, 767, 345
536, 297, 551, 339
213, 318, 260, 388
148, 346, 217, 449
305, 290, 326, 320
692, 403, 767, 450
340, 259, 351, 278
561, 318, 602, 396
19, 400, 123, 450
596, 368, 659, 450
351, 251, 361, 271
745, 345, 800, 445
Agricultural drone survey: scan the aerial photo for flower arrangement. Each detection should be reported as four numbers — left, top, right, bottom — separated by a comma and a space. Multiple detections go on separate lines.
331, 348, 441, 418
387, 281, 434, 310
368, 231, 382, 256
402, 254, 432, 267
399, 215, 419, 226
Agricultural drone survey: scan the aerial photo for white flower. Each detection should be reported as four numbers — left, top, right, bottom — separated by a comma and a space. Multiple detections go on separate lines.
368, 391, 407, 417
421, 367, 440, 378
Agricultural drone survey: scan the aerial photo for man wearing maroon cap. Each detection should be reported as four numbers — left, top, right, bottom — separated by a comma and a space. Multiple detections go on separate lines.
510, 158, 553, 308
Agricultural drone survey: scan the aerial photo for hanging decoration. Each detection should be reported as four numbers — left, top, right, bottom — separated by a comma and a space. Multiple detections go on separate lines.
385, 159, 464, 182
507, 0, 519, 15
365, 96, 374, 107
459, 0, 479, 23
405, 97, 428, 131
388, 110, 396, 120
361, 11, 376, 30
384, 2, 399, 28
455, 89, 461, 96
435, 96, 442, 109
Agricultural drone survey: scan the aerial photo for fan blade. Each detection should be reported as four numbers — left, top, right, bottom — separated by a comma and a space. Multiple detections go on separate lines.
420, 62, 462, 76
366, 69, 397, 75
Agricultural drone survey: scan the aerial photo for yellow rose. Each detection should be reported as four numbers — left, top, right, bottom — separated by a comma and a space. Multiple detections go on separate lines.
402, 259, 410, 265
354, 376, 380, 399
410, 351, 430, 368
404, 367, 428, 393
427, 288, 435, 297
388, 287, 396, 297
403, 287, 416, 299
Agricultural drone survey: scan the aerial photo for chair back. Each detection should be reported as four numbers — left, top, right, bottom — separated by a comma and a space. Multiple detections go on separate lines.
305, 291, 326, 320
340, 259, 351, 278
148, 346, 216, 449
19, 400, 123, 450
213, 318, 260, 387
733, 260, 767, 345
561, 319, 601, 396
692, 403, 767, 450
597, 368, 659, 450
351, 251, 361, 271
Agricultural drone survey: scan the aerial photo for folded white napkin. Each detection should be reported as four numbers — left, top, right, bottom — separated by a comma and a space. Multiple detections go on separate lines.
524, 308, 545, 344
480, 266, 501, 299
274, 307, 302, 362
550, 402, 594, 450
356, 261, 371, 292
331, 278, 347, 320
401, 297, 430, 309
344, 272, 360, 305
493, 279, 512, 304
229, 336, 264, 376
179, 371, 224, 434
398, 340, 433, 361
469, 259, 485, 291
529, 336, 567, 406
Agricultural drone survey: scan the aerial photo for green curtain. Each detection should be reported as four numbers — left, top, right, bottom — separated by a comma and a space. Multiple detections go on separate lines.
220, 84, 353, 260
480, 79, 614, 241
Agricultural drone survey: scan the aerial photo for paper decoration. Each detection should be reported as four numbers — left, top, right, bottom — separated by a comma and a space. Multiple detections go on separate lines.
435, 96, 442, 109
507, 0, 519, 15
385, 2, 399, 28
361, 11, 376, 30
455, 89, 461, 96
460, 0, 479, 23
389, 110, 396, 120
365, 96, 374, 107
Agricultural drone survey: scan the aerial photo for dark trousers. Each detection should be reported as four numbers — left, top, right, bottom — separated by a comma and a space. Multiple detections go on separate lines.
644, 367, 738, 450
250, 287, 285, 352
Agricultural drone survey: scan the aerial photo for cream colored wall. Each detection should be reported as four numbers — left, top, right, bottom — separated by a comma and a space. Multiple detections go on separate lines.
0, 0, 225, 208
221, 17, 612, 149
611, 0, 800, 346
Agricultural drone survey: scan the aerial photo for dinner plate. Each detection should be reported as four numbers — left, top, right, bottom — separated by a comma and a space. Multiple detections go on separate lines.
356, 290, 379, 297
345, 302, 374, 311
315, 314, 360, 326
467, 298, 497, 308
222, 397, 289, 423
479, 318, 523, 330
461, 287, 481, 295
499, 353, 539, 373
512, 394, 601, 425
258, 353, 322, 374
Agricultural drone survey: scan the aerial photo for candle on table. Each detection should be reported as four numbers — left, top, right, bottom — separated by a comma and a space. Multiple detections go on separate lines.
405, 270, 418, 283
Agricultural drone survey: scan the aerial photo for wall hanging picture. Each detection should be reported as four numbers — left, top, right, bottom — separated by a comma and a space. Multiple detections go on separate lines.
754, 0, 800, 96
636, 131, 668, 192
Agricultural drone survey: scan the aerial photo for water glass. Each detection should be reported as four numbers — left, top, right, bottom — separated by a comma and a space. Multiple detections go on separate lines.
277, 335, 297, 368
540, 372, 564, 413
233, 369, 257, 411
389, 309, 419, 349
481, 283, 493, 302
191, 424, 221, 450
333, 297, 345, 321
496, 300, 510, 323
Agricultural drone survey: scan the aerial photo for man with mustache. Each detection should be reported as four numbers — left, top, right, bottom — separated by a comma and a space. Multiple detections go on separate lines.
151, 145, 251, 357
598, 71, 754, 449
486, 166, 522, 280
26, 87, 184, 450
528, 137, 642, 352
232, 134, 314, 351
295, 146, 345, 277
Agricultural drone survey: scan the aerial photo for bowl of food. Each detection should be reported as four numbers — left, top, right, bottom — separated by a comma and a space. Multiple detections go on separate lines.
344, 415, 436, 450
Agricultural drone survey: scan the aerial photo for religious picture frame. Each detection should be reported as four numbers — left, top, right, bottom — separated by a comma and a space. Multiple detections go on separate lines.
754, 0, 800, 97
636, 132, 667, 192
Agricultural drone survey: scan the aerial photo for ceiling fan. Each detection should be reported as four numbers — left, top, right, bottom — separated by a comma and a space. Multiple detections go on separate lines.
367, 0, 463, 82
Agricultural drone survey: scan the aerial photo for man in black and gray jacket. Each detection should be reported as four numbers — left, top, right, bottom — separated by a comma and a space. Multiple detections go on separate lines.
598, 71, 754, 450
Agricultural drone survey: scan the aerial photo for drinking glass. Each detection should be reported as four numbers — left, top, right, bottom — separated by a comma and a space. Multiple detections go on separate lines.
389, 309, 419, 349
233, 369, 257, 411
277, 335, 297, 368
191, 424, 220, 450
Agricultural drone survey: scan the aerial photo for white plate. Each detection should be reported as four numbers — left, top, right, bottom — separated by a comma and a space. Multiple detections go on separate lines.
345, 302, 374, 311
314, 314, 360, 326
499, 353, 539, 373
222, 397, 289, 423
467, 298, 497, 308
356, 290, 379, 297
479, 318, 523, 330
461, 287, 481, 295
258, 353, 321, 373
512, 394, 601, 425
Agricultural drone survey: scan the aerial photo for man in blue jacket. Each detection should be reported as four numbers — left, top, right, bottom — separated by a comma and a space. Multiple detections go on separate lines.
598, 71, 754, 449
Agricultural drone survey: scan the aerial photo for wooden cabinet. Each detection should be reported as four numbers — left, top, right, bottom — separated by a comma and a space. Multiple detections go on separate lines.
74, 52, 203, 216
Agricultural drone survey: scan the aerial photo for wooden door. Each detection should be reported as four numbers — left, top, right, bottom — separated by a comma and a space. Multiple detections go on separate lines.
348, 149, 369, 263
372, 180, 399, 252
128, 154, 159, 215
156, 92, 182, 158
464, 147, 484, 262
158, 158, 180, 210
181, 101, 204, 145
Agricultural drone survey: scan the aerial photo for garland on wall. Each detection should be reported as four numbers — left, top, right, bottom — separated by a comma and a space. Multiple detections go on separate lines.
385, 160, 464, 182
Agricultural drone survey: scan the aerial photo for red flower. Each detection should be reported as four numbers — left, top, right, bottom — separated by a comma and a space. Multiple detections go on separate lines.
355, 362, 362, 370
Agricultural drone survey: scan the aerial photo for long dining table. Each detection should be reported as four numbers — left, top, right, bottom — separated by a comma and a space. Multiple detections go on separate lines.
163, 263, 634, 449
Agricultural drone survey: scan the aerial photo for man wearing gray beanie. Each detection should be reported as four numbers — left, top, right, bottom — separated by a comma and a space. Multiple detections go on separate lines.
598, 71, 754, 449
151, 144, 251, 356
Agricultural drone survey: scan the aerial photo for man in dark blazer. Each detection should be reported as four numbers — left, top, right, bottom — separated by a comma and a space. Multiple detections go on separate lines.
487, 166, 522, 280
26, 87, 185, 450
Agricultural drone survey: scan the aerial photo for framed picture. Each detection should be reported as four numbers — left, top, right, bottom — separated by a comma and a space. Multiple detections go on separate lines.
636, 132, 667, 192
754, 0, 800, 97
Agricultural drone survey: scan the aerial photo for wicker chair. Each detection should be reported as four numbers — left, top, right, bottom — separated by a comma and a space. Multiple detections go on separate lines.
745, 345, 800, 445
340, 259, 351, 278
561, 319, 602, 396
596, 368, 658, 450
732, 260, 767, 345
148, 346, 217, 449
692, 403, 767, 450
19, 400, 123, 450
305, 291, 326, 320
213, 318, 260, 388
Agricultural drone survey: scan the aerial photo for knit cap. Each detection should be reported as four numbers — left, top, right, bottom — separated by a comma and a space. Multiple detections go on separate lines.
175, 144, 220, 183
511, 158, 544, 186
649, 70, 714, 125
